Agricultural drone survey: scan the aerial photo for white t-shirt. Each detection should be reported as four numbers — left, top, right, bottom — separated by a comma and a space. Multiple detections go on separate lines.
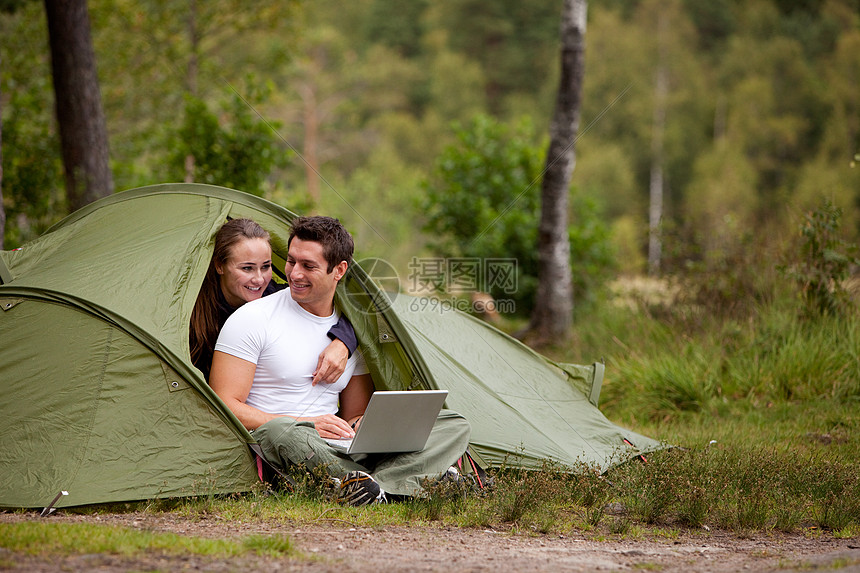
214, 288, 368, 418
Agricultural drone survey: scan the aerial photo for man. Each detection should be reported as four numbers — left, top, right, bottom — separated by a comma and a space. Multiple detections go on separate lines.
210, 216, 471, 505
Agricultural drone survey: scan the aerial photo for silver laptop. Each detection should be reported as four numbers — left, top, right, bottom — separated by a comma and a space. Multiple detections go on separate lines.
325, 390, 448, 455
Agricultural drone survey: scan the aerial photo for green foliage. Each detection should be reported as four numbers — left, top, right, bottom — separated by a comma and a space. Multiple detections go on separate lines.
775, 0, 842, 58
5, 0, 860, 287
779, 200, 860, 317
422, 115, 543, 313
739, 314, 860, 401
423, 115, 615, 315
168, 85, 287, 195
568, 193, 617, 312
608, 345, 719, 423
0, 0, 32, 14
663, 226, 777, 321
598, 299, 860, 421
364, 0, 429, 58
330, 144, 427, 270
720, 31, 830, 194
0, 0, 65, 248
683, 0, 736, 50
428, 0, 560, 115
606, 435, 860, 534
1, 87, 65, 248
241, 534, 295, 558
492, 467, 549, 524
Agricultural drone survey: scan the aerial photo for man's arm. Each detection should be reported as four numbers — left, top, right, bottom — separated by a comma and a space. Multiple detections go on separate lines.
337, 373, 374, 429
210, 351, 277, 430
210, 350, 359, 438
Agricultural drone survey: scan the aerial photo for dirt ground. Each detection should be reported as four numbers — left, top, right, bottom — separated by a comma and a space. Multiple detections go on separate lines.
2, 511, 859, 572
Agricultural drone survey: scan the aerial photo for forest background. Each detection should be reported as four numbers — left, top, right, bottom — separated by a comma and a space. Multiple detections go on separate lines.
3, 0, 857, 292
3, 0, 860, 370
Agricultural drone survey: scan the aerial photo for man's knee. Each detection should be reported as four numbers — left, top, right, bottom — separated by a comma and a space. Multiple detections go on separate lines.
438, 409, 472, 441
254, 417, 356, 476
254, 418, 320, 467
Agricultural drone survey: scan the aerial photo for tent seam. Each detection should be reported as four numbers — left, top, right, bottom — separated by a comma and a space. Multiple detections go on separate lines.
64, 326, 114, 501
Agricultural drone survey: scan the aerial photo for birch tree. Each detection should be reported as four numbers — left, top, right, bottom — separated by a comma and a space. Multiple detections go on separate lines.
529, 0, 586, 341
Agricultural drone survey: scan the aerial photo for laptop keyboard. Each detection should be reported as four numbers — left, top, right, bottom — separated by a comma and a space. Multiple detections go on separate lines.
325, 438, 353, 449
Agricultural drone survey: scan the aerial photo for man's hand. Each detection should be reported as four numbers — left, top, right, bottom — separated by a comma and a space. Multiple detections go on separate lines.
312, 339, 349, 385
299, 413, 355, 439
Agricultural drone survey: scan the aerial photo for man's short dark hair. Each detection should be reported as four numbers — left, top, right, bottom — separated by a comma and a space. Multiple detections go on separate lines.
288, 216, 354, 273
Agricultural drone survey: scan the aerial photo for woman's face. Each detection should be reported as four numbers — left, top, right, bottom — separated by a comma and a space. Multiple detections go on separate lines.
216, 237, 273, 308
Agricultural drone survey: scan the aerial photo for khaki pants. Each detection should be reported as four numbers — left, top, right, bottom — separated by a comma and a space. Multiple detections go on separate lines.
253, 409, 471, 496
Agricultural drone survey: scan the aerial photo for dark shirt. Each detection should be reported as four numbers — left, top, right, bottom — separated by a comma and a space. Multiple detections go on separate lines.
195, 281, 358, 380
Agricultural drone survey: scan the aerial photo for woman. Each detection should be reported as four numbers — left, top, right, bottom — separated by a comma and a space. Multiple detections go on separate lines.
190, 218, 356, 381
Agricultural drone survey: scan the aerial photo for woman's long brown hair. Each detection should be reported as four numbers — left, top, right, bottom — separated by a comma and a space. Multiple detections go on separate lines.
189, 218, 270, 374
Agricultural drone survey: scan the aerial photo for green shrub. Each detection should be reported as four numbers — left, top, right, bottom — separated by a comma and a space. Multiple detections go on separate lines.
779, 199, 860, 318
422, 114, 615, 316
168, 82, 287, 195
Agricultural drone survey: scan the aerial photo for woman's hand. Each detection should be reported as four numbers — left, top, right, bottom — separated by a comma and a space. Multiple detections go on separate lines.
312, 339, 349, 385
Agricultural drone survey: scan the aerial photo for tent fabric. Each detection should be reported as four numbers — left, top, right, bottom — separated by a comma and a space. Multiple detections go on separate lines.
387, 296, 661, 472
0, 183, 662, 510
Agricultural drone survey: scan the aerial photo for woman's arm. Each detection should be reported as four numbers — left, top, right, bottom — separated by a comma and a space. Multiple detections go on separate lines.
313, 314, 358, 384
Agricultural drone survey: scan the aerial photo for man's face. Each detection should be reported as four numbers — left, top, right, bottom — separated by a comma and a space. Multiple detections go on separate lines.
286, 238, 346, 316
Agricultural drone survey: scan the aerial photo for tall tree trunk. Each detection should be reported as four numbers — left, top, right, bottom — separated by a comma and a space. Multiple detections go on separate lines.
44, 0, 113, 212
648, 12, 668, 277
184, 0, 199, 182
529, 0, 586, 341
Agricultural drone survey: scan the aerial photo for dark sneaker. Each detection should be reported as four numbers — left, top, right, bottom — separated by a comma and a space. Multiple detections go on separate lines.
336, 471, 386, 506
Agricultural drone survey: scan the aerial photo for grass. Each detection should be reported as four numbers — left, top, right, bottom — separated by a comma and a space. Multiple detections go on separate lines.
502, 285, 860, 536
160, 406, 853, 538
602, 301, 858, 411
0, 520, 297, 558
558, 288, 860, 536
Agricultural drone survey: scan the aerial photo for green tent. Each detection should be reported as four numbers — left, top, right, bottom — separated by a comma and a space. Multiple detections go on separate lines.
0, 184, 661, 510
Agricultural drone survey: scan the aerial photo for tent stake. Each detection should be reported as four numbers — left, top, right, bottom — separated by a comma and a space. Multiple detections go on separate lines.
40, 491, 68, 517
